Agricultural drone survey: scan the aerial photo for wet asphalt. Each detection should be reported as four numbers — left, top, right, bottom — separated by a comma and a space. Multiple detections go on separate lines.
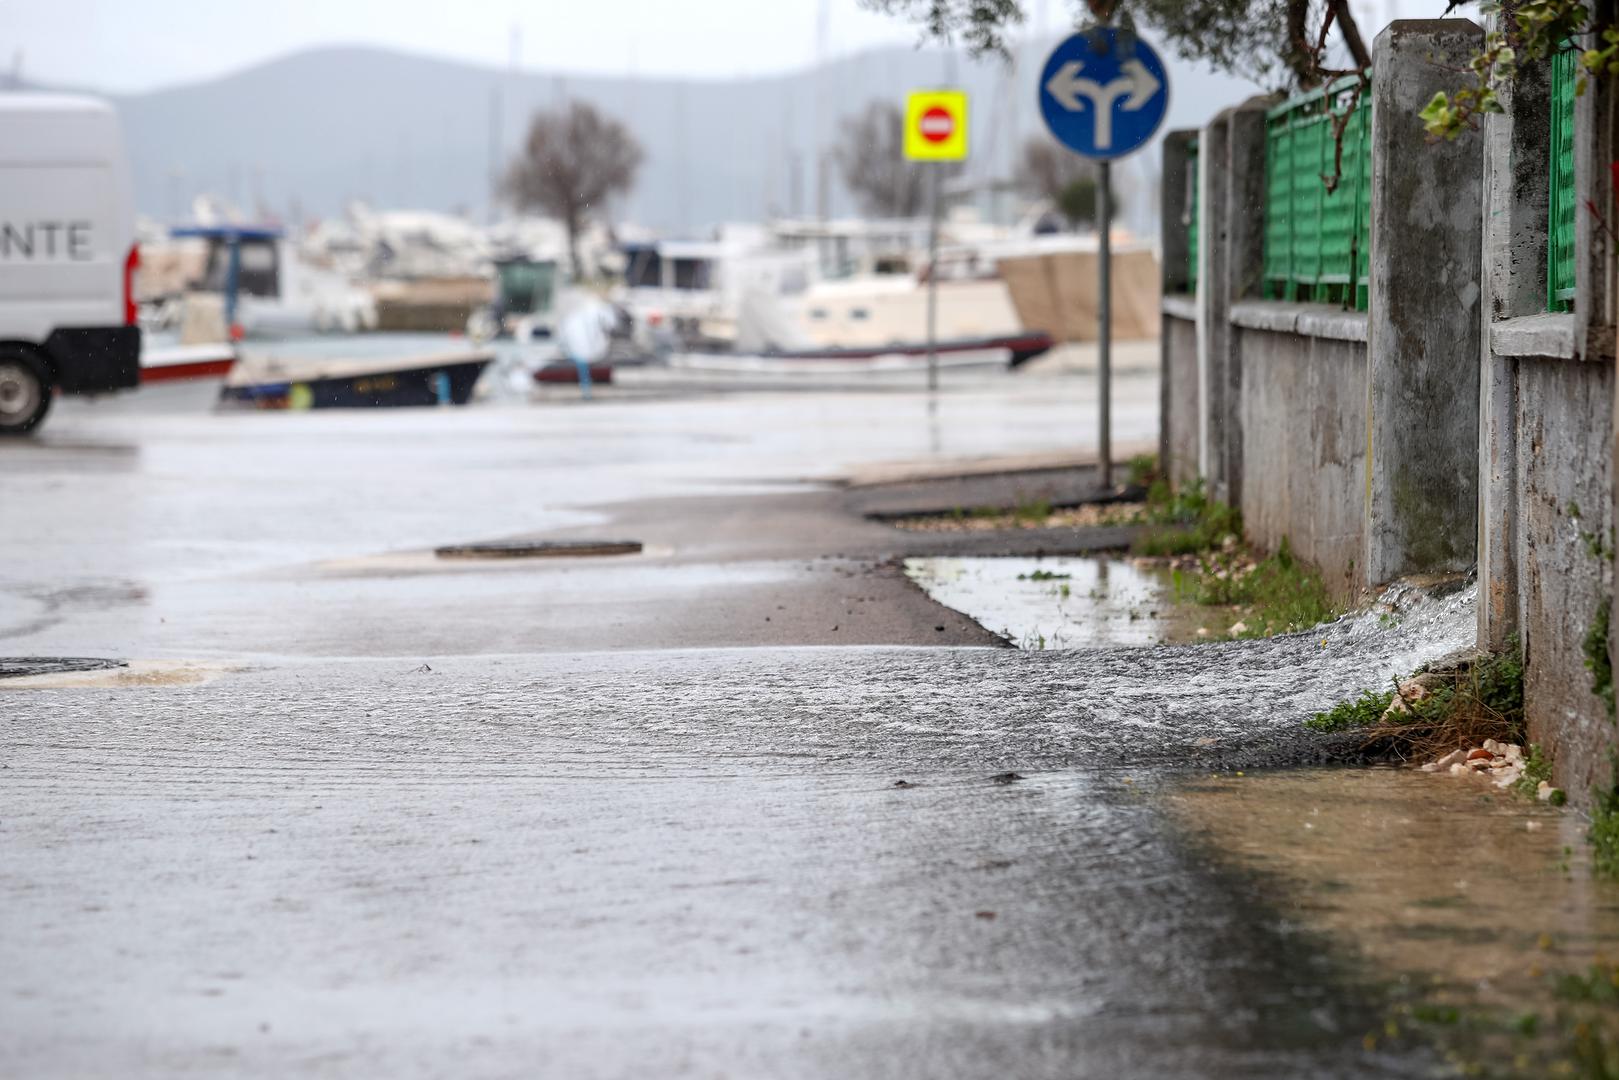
0, 369, 1460, 1077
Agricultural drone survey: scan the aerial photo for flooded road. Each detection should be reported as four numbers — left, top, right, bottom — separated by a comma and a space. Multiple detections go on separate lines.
0, 373, 1604, 1077
6, 646, 1452, 1080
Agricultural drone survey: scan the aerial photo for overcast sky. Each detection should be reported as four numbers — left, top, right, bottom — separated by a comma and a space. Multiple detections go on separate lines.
8, 0, 1431, 94
6, 0, 974, 92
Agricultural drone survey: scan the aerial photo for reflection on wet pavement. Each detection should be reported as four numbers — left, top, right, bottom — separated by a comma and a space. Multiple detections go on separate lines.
905, 554, 1208, 648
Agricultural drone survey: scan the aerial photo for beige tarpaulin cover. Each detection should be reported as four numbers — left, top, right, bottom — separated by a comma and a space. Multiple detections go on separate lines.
998, 248, 1161, 342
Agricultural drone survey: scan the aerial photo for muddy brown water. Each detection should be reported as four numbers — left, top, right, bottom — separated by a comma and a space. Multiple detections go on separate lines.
1170, 766, 1619, 1072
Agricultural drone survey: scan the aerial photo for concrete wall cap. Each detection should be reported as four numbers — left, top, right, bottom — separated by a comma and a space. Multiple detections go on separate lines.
1490, 311, 1578, 360
1229, 300, 1368, 343
1374, 18, 1484, 44
1162, 294, 1197, 322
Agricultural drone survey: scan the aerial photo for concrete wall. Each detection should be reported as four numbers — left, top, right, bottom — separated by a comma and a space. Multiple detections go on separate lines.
1472, 7, 1619, 806
1159, 17, 1619, 803
1511, 356, 1616, 798
1236, 321, 1369, 601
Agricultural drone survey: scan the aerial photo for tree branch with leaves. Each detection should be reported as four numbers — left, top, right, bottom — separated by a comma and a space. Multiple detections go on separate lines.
1422, 0, 1617, 140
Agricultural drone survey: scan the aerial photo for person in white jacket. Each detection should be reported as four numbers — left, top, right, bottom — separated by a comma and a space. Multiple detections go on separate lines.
555, 292, 616, 401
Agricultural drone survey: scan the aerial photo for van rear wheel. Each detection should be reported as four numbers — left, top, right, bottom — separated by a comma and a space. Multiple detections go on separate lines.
0, 348, 52, 435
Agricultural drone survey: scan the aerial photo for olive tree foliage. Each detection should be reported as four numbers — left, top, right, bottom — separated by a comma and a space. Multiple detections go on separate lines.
835, 101, 964, 217
503, 102, 644, 279
860, 0, 1370, 91
1424, 1, 1617, 139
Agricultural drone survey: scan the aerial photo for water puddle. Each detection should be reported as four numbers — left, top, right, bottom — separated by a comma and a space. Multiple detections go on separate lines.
1169, 766, 1619, 1072
904, 554, 1206, 648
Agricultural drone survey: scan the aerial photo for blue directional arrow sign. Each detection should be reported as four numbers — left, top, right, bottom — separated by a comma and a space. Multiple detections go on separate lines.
1039, 28, 1169, 160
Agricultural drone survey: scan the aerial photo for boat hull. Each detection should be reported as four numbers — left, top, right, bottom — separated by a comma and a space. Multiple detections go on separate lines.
220, 357, 490, 410
666, 331, 1054, 377
535, 362, 614, 385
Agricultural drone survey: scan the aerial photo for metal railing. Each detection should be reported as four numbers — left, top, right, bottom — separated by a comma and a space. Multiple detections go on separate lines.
1549, 46, 1578, 310
1263, 75, 1372, 311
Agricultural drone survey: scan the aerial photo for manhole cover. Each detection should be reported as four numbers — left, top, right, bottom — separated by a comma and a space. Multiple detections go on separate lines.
434, 539, 643, 559
0, 657, 127, 679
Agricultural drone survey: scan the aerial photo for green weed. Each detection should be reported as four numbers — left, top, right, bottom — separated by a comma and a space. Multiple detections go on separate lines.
1513, 744, 1553, 799
1307, 687, 1396, 732
1126, 453, 1159, 489
1591, 776, 1619, 880
1587, 600, 1615, 719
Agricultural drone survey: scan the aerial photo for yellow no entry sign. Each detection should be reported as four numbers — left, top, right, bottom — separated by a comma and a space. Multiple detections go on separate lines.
904, 90, 968, 161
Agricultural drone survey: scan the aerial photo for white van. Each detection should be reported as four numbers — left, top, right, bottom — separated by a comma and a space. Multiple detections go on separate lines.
0, 94, 141, 434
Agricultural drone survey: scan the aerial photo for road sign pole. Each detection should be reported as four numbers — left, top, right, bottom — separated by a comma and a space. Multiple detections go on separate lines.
1098, 159, 1111, 490
1036, 27, 1168, 492
926, 164, 940, 394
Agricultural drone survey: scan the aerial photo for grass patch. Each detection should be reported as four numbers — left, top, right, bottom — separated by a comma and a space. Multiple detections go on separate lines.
1171, 537, 1341, 639
1016, 569, 1070, 581
1128, 478, 1243, 557
1012, 498, 1053, 525
1305, 651, 1526, 760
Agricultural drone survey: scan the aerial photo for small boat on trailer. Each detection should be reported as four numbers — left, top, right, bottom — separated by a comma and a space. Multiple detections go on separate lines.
219, 347, 493, 410
666, 330, 1054, 377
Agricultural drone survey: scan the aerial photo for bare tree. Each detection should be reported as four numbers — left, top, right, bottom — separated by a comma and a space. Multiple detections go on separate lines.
503, 102, 644, 279
1019, 137, 1103, 228
834, 101, 963, 218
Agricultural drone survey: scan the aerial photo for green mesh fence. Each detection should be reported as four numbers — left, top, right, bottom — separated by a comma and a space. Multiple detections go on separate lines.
1187, 137, 1200, 294
1263, 75, 1372, 311
1549, 47, 1578, 310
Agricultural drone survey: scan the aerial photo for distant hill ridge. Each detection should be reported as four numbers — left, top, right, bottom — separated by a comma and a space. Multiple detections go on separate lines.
96, 41, 1255, 233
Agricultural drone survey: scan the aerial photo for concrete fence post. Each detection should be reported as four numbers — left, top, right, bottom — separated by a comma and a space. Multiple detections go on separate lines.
1159, 129, 1197, 478
1195, 115, 1230, 493
1364, 19, 1485, 588
1478, 25, 1553, 650
1215, 99, 1272, 512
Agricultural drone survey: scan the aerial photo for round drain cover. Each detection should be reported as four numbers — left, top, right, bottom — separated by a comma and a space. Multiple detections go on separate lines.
0, 657, 127, 679
434, 539, 643, 559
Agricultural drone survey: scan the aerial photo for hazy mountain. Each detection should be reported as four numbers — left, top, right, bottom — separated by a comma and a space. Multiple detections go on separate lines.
105, 41, 1260, 237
